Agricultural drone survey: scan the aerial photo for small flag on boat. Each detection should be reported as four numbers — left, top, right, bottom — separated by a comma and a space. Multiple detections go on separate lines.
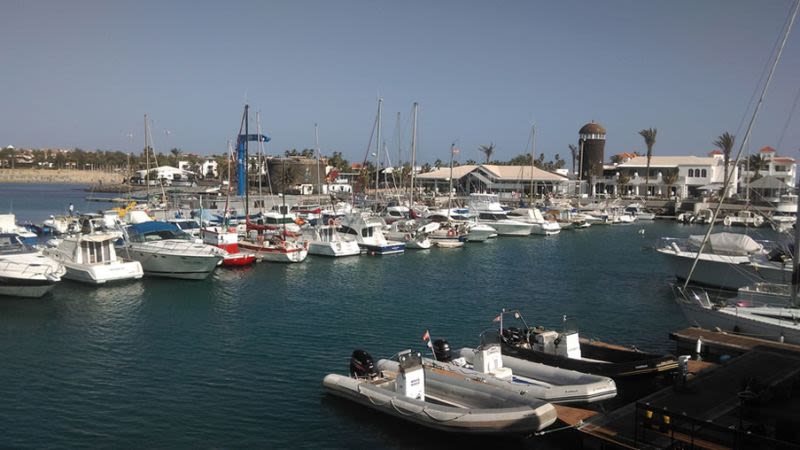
422, 329, 433, 349
492, 314, 502, 323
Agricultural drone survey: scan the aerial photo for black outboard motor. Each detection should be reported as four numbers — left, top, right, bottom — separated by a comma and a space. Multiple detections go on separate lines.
349, 349, 378, 379
432, 339, 452, 362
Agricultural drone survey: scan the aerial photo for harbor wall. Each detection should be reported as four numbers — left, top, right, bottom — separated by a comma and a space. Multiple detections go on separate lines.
0, 169, 124, 185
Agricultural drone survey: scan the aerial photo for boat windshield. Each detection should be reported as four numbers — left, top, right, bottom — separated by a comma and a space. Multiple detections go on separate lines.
0, 234, 27, 254
126, 225, 193, 243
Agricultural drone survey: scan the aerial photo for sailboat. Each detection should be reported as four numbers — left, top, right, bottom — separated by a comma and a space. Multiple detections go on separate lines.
673, 0, 800, 345
304, 124, 361, 257
233, 105, 308, 263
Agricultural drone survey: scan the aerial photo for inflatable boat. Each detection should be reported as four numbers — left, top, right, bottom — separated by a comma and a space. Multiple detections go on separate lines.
323, 349, 557, 435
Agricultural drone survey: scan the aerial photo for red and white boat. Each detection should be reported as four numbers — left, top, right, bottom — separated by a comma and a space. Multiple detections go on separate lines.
238, 219, 308, 263
201, 226, 258, 267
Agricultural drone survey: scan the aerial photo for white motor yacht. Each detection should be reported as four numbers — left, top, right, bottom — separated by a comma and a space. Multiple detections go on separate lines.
304, 224, 361, 257
507, 208, 561, 235
384, 219, 437, 249
0, 233, 65, 298
338, 212, 405, 255
468, 194, 533, 236
119, 221, 224, 279
43, 216, 143, 284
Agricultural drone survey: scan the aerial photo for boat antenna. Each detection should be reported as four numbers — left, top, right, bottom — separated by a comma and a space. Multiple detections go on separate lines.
245, 104, 250, 220
683, 0, 800, 289
375, 98, 383, 209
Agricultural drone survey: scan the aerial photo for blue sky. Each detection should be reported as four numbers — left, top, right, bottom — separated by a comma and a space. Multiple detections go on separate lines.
1, 0, 799, 165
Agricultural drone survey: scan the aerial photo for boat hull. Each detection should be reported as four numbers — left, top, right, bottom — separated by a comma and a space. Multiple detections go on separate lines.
657, 247, 761, 291
122, 248, 221, 279
678, 300, 800, 345
323, 373, 557, 435
62, 261, 144, 285
0, 276, 58, 298
500, 339, 678, 379
307, 241, 361, 257
358, 242, 405, 255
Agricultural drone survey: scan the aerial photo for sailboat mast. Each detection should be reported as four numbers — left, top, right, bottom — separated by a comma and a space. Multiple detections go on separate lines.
375, 98, 383, 201
257, 111, 263, 207
683, 0, 800, 290
144, 114, 150, 202
315, 123, 321, 199
529, 124, 536, 204
244, 104, 250, 218
447, 142, 455, 220
410, 102, 418, 205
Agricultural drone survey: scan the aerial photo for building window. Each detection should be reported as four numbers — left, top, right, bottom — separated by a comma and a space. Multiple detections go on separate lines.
688, 169, 694, 177
701, 169, 707, 177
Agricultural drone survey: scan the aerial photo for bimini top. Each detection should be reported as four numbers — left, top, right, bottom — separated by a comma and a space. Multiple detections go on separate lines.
126, 221, 188, 242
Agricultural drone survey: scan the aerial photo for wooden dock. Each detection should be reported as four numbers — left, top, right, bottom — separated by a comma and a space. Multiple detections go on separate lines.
569, 330, 800, 449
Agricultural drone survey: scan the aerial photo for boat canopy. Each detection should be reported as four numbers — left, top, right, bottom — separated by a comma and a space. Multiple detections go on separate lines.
126, 221, 189, 242
688, 232, 763, 256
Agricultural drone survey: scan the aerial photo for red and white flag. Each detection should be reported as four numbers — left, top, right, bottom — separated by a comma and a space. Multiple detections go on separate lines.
492, 314, 502, 323
422, 329, 433, 349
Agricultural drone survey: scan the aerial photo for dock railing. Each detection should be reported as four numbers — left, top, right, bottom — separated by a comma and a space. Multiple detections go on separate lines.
633, 401, 798, 449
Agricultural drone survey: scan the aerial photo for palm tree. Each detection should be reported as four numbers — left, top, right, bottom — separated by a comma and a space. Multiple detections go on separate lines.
712, 132, 735, 198
169, 148, 182, 167
568, 144, 578, 175
616, 173, 631, 197
638, 128, 657, 199
661, 169, 679, 198
478, 143, 495, 164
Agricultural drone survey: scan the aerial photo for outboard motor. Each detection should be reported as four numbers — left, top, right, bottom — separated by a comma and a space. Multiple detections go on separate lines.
349, 349, 378, 379
432, 339, 452, 362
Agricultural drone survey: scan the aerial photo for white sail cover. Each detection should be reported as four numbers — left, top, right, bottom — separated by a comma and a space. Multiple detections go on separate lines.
688, 232, 763, 256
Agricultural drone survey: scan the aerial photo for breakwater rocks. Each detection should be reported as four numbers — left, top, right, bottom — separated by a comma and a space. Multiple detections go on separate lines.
0, 169, 124, 185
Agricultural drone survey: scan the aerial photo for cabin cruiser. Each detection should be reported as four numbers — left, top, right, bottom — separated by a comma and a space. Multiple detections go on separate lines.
381, 205, 409, 225
384, 219, 438, 249
625, 203, 655, 220
467, 194, 533, 236
304, 223, 361, 257
43, 216, 143, 284
119, 221, 224, 279
338, 212, 404, 255
507, 208, 561, 235
425, 210, 494, 243
0, 233, 65, 298
238, 229, 308, 263
323, 349, 557, 434
656, 232, 791, 290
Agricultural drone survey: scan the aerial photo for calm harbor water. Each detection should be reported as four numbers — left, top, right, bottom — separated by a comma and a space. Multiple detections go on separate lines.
0, 183, 782, 448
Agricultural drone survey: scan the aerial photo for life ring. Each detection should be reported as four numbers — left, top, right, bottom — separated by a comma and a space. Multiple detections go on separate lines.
447, 229, 455, 237
328, 218, 336, 226
723, 216, 732, 226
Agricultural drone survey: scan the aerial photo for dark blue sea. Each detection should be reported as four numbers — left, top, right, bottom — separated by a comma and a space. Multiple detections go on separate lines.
0, 183, 782, 448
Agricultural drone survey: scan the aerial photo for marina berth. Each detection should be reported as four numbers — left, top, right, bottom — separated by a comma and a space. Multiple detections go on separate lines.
324, 349, 557, 435
119, 221, 224, 279
42, 216, 143, 284
0, 233, 65, 298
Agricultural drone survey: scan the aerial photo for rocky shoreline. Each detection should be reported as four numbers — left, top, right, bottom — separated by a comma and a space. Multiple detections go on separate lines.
0, 169, 125, 185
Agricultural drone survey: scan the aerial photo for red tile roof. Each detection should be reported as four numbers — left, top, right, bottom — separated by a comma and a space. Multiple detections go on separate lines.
759, 146, 776, 153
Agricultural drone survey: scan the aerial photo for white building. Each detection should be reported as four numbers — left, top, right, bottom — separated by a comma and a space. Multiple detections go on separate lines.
178, 159, 218, 178
605, 154, 738, 199
738, 146, 796, 191
415, 164, 569, 198
133, 165, 195, 185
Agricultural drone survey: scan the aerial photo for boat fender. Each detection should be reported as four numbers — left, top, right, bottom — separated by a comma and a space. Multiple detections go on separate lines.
328, 218, 336, 226
447, 229, 455, 237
